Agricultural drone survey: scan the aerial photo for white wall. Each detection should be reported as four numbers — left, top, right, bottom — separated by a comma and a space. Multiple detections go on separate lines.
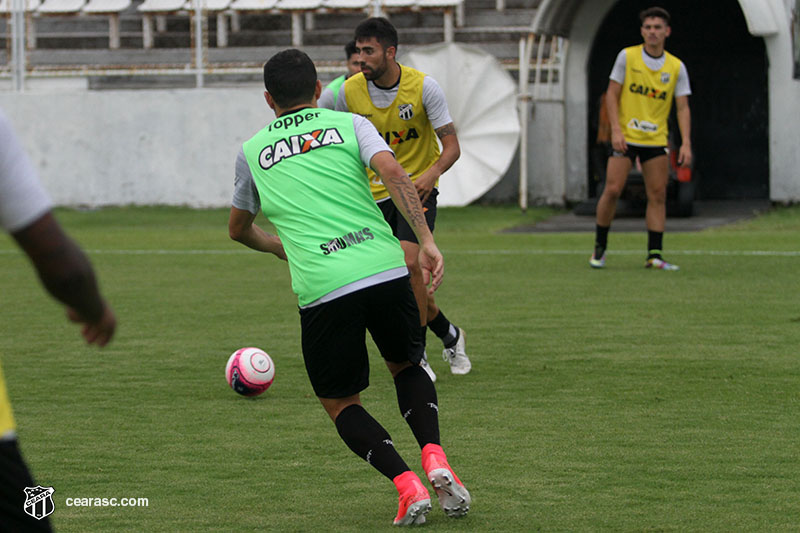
766, 0, 800, 202
2, 80, 553, 207
0, 85, 275, 207
562, 0, 614, 203
484, 101, 566, 205
527, 101, 566, 203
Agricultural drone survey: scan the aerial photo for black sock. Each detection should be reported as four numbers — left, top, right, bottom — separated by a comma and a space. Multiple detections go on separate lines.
647, 231, 663, 259
427, 311, 458, 349
394, 365, 440, 448
595, 225, 610, 256
334, 404, 409, 480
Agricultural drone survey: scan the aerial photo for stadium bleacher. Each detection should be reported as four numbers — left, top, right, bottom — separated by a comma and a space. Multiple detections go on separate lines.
1, 0, 539, 88
82, 0, 131, 49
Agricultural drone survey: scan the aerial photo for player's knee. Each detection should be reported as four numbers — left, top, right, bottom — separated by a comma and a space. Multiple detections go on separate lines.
602, 182, 624, 199
647, 186, 667, 203
406, 259, 423, 281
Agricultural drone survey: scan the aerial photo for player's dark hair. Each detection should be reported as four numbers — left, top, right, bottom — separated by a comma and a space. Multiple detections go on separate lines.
640, 6, 670, 25
354, 17, 398, 52
345, 40, 357, 59
263, 49, 317, 108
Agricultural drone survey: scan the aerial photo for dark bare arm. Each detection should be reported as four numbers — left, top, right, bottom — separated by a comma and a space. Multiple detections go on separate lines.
12, 212, 116, 346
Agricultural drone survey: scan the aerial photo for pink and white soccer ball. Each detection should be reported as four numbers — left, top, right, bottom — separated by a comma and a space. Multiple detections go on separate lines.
225, 347, 275, 396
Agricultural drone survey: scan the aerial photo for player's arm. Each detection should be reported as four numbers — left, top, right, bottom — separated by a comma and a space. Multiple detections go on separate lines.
675, 95, 692, 167
228, 207, 287, 261
413, 77, 460, 203
414, 123, 460, 204
605, 80, 626, 152
371, 151, 443, 293
12, 212, 116, 346
228, 148, 287, 260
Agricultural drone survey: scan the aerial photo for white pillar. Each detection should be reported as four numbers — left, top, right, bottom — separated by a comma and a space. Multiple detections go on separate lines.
216, 12, 228, 47
291, 12, 302, 46
109, 14, 121, 49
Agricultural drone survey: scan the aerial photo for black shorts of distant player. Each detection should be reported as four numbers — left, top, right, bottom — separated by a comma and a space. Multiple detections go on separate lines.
610, 144, 668, 165
378, 189, 438, 243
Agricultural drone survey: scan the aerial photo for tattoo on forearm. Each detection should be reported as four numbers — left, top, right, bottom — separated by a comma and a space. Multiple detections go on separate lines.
386, 174, 426, 229
435, 123, 456, 139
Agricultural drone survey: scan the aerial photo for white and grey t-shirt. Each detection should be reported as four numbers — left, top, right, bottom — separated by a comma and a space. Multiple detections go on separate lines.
335, 74, 453, 130
609, 48, 692, 97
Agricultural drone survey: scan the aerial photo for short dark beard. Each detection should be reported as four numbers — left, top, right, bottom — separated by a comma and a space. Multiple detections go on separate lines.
362, 53, 388, 81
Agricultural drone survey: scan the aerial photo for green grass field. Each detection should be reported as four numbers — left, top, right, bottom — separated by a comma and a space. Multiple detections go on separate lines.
2, 205, 799, 531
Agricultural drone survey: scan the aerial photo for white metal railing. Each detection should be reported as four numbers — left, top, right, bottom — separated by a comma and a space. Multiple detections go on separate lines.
5, 0, 212, 90
10, 0, 27, 91
522, 33, 566, 102
517, 33, 567, 211
192, 0, 206, 87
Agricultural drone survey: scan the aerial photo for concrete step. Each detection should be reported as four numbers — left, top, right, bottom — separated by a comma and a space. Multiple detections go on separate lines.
12, 39, 519, 68
464, 0, 540, 10
464, 7, 535, 27
1, 4, 537, 42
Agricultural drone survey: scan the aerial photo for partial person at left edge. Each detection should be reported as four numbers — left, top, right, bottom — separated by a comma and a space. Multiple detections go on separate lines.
0, 107, 117, 532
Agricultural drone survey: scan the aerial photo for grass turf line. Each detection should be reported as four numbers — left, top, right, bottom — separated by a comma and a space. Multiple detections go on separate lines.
0, 205, 799, 531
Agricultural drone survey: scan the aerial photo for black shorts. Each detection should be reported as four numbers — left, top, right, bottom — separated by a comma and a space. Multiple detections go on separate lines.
610, 145, 668, 165
299, 276, 423, 399
378, 189, 438, 244
0, 440, 54, 532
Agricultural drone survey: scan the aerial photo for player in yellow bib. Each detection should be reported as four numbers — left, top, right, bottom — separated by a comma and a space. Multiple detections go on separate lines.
591, 6, 692, 271
337, 17, 471, 381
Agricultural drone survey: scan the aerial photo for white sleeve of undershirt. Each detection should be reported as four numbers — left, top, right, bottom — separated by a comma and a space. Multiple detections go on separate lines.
353, 114, 393, 169
609, 49, 627, 84
421, 76, 453, 130
674, 61, 692, 97
335, 86, 349, 112
231, 147, 260, 215
0, 110, 53, 233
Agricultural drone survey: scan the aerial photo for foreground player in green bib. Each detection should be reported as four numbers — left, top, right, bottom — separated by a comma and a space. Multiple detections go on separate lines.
228, 49, 471, 526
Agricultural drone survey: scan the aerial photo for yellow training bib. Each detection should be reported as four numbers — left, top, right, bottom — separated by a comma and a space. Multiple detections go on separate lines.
618, 45, 682, 146
0, 363, 16, 438
344, 65, 440, 201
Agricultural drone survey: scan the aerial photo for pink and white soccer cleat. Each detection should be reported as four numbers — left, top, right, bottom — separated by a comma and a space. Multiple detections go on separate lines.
392, 471, 431, 526
421, 444, 471, 518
